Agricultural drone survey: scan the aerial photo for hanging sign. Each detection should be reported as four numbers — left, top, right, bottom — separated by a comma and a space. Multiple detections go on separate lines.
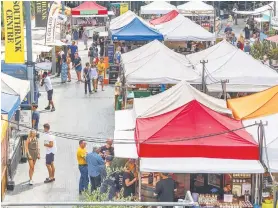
45, 1, 61, 45
3, 1, 25, 63
34, 1, 48, 27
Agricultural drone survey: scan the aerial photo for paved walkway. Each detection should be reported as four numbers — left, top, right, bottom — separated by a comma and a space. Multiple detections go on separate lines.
4, 41, 115, 207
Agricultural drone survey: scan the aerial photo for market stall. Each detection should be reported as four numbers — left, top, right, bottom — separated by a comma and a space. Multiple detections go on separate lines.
149, 10, 179, 25
140, 1, 177, 15
227, 85, 278, 120
186, 40, 278, 92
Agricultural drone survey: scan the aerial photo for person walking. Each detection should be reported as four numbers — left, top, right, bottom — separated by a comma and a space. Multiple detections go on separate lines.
154, 173, 177, 208
69, 41, 78, 62
73, 29, 79, 45
41, 72, 55, 112
56, 51, 62, 77
77, 140, 89, 194
82, 29, 89, 50
83, 62, 93, 94
99, 36, 105, 57
31, 103, 40, 131
88, 43, 98, 64
25, 130, 40, 185
90, 62, 98, 92
66, 53, 72, 82
97, 57, 106, 91
43, 123, 57, 183
73, 52, 82, 82
61, 54, 68, 83
86, 147, 105, 193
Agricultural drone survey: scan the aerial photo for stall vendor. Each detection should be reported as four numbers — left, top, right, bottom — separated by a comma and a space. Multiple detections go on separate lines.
125, 159, 138, 179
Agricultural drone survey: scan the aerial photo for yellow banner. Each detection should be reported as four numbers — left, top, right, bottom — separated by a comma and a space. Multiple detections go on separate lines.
120, 3, 129, 15
3, 1, 25, 63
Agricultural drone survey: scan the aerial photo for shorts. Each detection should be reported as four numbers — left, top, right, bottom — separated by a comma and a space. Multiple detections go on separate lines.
46, 153, 54, 165
92, 75, 98, 80
47, 89, 53, 101
98, 75, 104, 82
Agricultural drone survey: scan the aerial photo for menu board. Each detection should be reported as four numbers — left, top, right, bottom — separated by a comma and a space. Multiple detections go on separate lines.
108, 44, 115, 64
208, 174, 221, 188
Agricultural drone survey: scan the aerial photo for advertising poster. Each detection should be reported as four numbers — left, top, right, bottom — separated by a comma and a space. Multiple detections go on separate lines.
34, 1, 49, 27
120, 3, 129, 15
3, 1, 25, 63
108, 44, 115, 64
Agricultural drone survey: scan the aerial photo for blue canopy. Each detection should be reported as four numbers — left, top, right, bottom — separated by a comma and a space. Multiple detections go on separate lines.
1, 60, 28, 80
111, 18, 164, 41
1, 93, 20, 120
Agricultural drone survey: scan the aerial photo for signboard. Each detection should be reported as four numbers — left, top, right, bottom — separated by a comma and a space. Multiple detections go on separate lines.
3, 1, 25, 63
34, 1, 48, 27
45, 1, 61, 45
120, 3, 129, 15
19, 110, 32, 131
108, 44, 115, 64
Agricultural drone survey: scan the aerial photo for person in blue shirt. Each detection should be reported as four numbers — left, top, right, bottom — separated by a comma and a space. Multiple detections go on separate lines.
31, 103, 40, 131
69, 41, 78, 62
86, 147, 105, 193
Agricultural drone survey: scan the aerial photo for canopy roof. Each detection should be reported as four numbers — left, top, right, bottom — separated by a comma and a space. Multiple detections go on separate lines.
177, 1, 214, 16
111, 18, 163, 41
110, 10, 154, 30
186, 40, 278, 92
122, 40, 199, 84
1, 72, 30, 102
156, 14, 215, 41
227, 85, 278, 120
234, 2, 274, 15
150, 10, 179, 25
243, 113, 278, 172
140, 1, 177, 15
71, 1, 107, 16
1, 93, 20, 120
135, 100, 259, 159
266, 35, 278, 43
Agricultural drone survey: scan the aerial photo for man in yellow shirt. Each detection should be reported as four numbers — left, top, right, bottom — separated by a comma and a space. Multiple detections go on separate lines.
77, 140, 89, 194
97, 57, 105, 91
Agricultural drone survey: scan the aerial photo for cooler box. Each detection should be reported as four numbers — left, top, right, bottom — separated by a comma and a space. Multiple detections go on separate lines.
133, 90, 151, 98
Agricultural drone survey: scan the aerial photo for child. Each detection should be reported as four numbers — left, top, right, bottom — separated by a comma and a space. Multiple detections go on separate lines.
83, 62, 92, 94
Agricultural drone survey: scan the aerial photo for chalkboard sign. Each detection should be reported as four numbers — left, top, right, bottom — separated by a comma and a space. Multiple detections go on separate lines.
110, 64, 119, 72
108, 45, 115, 64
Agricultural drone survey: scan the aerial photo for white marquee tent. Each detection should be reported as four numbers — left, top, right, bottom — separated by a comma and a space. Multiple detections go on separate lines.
177, 1, 214, 16
122, 40, 200, 84
115, 80, 232, 132
243, 113, 278, 172
1, 72, 30, 102
156, 14, 215, 41
140, 1, 177, 15
110, 10, 154, 30
186, 40, 278, 92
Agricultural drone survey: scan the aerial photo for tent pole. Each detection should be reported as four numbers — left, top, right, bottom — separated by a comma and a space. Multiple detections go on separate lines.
200, 60, 208, 93
255, 174, 258, 204
138, 158, 142, 201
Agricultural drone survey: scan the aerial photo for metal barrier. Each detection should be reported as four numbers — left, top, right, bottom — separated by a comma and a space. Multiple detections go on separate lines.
1, 201, 194, 207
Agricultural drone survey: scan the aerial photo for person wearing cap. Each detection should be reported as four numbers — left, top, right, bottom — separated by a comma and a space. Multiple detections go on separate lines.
100, 139, 114, 160
41, 72, 55, 112
97, 57, 106, 91
154, 173, 177, 208
77, 140, 89, 194
31, 103, 40, 131
86, 147, 105, 193
43, 123, 57, 183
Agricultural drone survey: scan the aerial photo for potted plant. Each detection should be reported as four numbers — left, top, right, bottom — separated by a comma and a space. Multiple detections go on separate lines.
269, 48, 278, 65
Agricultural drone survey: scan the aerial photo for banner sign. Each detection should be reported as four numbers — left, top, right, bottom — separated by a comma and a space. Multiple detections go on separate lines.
108, 44, 115, 64
3, 1, 25, 63
45, 1, 61, 45
34, 1, 48, 27
111, 3, 129, 16
120, 3, 129, 15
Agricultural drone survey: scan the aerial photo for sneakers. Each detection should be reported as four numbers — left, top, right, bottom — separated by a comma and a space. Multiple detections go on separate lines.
44, 178, 55, 183
29, 180, 33, 185
51, 107, 55, 112
45, 106, 50, 110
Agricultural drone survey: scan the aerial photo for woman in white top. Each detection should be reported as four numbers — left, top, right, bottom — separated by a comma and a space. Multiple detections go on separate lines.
90, 62, 98, 92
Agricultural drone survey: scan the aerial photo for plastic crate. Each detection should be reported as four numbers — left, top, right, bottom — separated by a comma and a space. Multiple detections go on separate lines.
133, 90, 151, 98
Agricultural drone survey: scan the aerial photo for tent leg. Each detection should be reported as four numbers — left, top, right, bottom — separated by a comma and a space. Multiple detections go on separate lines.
255, 174, 258, 204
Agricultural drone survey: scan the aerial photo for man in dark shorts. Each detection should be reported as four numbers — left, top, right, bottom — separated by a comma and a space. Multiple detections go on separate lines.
41, 72, 55, 112
31, 103, 40, 131
43, 123, 57, 183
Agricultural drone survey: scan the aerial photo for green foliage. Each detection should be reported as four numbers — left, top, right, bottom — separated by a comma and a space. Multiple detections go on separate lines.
250, 41, 271, 60
269, 48, 278, 60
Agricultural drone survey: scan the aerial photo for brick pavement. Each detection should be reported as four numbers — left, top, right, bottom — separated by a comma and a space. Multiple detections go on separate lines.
4, 40, 115, 207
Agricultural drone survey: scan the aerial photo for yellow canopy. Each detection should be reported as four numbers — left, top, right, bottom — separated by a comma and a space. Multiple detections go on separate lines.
227, 85, 278, 120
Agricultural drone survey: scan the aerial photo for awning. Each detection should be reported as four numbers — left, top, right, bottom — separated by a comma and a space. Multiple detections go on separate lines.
135, 100, 259, 159
177, 1, 214, 16
140, 1, 177, 15
233, 2, 274, 15
266, 35, 278, 43
140, 158, 265, 173
115, 109, 136, 131
1, 93, 20, 120
114, 130, 138, 159
71, 1, 108, 16
150, 10, 179, 25
227, 85, 278, 120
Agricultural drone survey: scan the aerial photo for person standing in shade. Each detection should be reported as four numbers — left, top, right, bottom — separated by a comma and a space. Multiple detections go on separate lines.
97, 57, 106, 91
43, 123, 57, 183
99, 36, 105, 57
88, 43, 98, 64
56, 51, 62, 77
69, 41, 78, 62
41, 72, 55, 112
73, 29, 79, 45
31, 103, 40, 131
73, 52, 82, 82
66, 52, 72, 82
86, 147, 104, 193
122, 164, 137, 198
61, 54, 68, 83
154, 173, 177, 208
77, 140, 89, 194
83, 62, 93, 94
82, 28, 89, 50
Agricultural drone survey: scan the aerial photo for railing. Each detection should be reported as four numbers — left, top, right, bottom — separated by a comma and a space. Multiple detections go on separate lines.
1, 201, 194, 207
